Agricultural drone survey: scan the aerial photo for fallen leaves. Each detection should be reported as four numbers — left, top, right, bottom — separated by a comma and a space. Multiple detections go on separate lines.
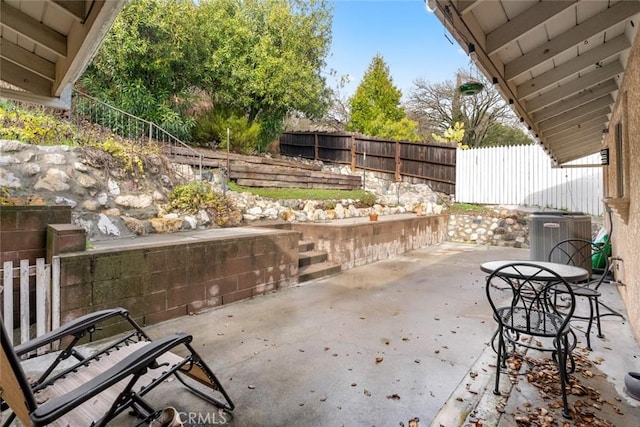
508, 351, 618, 426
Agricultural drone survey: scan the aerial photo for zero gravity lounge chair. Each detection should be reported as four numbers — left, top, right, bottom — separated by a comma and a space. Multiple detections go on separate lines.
0, 308, 234, 426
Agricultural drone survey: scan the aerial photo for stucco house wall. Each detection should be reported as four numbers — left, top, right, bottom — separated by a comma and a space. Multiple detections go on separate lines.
603, 30, 640, 343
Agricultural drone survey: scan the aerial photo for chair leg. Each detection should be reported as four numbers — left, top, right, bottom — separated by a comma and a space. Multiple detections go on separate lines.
584, 297, 595, 351
558, 336, 572, 419
594, 296, 604, 339
494, 328, 504, 395
596, 300, 625, 320
1, 411, 16, 427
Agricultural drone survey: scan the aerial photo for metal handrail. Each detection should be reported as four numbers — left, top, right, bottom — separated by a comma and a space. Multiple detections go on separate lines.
70, 90, 202, 179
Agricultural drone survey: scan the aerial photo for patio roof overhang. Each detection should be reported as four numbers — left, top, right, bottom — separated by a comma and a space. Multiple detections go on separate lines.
0, 0, 126, 109
427, 0, 640, 165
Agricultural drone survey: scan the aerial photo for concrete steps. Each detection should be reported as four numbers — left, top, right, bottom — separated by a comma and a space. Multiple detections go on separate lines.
297, 240, 340, 283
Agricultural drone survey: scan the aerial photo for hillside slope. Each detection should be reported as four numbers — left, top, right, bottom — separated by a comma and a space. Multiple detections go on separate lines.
1, 139, 197, 240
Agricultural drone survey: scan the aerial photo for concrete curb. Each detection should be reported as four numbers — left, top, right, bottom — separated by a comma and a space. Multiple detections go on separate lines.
429, 343, 514, 427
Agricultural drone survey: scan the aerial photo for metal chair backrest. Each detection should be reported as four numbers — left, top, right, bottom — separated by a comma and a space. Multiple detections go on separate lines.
486, 262, 576, 336
0, 317, 37, 425
548, 238, 609, 289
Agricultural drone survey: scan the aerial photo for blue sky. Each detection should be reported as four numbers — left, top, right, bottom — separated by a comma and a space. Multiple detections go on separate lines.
325, 0, 470, 99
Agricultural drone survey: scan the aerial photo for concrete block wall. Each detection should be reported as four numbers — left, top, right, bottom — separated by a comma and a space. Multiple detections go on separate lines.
292, 214, 448, 270
58, 229, 300, 338
0, 206, 71, 264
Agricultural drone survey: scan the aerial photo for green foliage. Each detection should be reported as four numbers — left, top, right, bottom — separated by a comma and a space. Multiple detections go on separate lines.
407, 71, 517, 148
482, 123, 533, 147
197, 0, 333, 151
432, 122, 468, 149
168, 181, 241, 227
376, 117, 421, 142
193, 108, 262, 154
80, 0, 203, 140
0, 100, 159, 179
347, 54, 419, 141
446, 203, 495, 216
0, 187, 13, 206
82, 0, 334, 151
358, 191, 377, 207
0, 102, 77, 146
96, 137, 159, 177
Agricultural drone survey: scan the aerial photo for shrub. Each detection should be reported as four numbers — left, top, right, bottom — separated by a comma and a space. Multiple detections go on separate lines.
0, 101, 77, 146
193, 107, 261, 154
358, 192, 377, 207
0, 187, 13, 206
168, 181, 242, 227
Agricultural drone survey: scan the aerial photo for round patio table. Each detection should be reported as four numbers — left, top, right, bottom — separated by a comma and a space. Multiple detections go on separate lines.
480, 260, 589, 282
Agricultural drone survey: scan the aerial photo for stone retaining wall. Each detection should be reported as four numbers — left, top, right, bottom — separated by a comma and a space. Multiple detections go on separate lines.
447, 211, 529, 248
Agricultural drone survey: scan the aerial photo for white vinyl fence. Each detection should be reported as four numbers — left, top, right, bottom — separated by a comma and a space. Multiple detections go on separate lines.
1, 257, 60, 354
456, 144, 603, 216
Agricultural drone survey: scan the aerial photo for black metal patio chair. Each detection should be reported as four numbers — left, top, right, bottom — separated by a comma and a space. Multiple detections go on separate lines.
486, 262, 577, 419
0, 308, 234, 426
548, 238, 623, 350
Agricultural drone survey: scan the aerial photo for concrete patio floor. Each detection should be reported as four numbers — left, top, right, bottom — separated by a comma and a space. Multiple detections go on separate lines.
19, 242, 640, 426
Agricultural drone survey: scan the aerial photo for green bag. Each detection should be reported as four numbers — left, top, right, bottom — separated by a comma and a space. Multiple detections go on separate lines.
592, 232, 611, 269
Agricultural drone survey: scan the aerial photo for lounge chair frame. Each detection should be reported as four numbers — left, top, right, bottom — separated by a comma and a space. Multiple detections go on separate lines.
0, 308, 234, 426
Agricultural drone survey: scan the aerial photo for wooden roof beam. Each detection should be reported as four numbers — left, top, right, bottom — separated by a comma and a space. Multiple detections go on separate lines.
554, 141, 603, 164
532, 79, 618, 122
527, 63, 622, 113
540, 107, 610, 136
0, 2, 67, 57
505, 1, 640, 81
0, 58, 52, 96
455, 0, 483, 16
517, 35, 629, 100
0, 39, 56, 81
487, 0, 578, 55
544, 116, 608, 141
54, 0, 125, 96
50, 0, 89, 22
547, 128, 604, 148
538, 96, 613, 132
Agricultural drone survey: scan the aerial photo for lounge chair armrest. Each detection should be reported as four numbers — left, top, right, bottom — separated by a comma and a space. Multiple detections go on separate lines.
30, 332, 192, 426
15, 308, 130, 356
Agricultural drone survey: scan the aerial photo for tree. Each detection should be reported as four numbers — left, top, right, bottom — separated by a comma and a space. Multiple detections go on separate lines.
406, 69, 531, 148
432, 121, 467, 149
319, 73, 352, 131
347, 54, 419, 141
80, 0, 204, 139
196, 0, 333, 151
81, 0, 333, 152
483, 123, 533, 147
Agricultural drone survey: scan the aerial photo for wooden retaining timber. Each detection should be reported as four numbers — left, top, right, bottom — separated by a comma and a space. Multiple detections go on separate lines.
165, 145, 362, 190
233, 163, 361, 189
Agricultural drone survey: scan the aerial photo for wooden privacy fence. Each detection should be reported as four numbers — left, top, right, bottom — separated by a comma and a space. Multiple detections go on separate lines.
1, 257, 60, 353
456, 145, 603, 216
279, 132, 457, 194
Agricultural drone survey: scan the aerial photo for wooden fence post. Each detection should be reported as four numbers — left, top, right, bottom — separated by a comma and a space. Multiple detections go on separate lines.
20, 260, 29, 345
350, 136, 356, 172
395, 140, 401, 181
1, 257, 61, 351
314, 133, 319, 161
3, 261, 13, 345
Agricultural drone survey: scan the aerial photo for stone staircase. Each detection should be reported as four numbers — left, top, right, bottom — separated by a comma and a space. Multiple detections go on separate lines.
297, 240, 341, 283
